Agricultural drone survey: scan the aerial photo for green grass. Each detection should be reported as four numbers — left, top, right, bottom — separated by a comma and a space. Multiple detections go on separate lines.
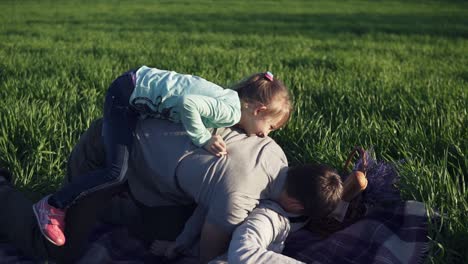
0, 0, 467, 262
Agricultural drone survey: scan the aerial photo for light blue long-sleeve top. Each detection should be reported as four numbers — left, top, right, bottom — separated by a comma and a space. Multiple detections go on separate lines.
129, 66, 241, 146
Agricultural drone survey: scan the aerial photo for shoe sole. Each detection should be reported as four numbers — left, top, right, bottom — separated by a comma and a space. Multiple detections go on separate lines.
32, 204, 65, 246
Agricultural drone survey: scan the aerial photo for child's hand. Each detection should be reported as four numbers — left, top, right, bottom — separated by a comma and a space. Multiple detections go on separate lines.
203, 135, 227, 156
150, 239, 175, 256
342, 171, 367, 202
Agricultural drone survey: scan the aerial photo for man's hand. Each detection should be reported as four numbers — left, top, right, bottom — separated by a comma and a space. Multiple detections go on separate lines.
203, 135, 227, 156
165, 242, 179, 259
200, 221, 230, 263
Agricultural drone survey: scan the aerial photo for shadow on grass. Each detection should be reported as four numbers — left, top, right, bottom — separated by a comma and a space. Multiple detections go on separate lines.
17, 12, 468, 39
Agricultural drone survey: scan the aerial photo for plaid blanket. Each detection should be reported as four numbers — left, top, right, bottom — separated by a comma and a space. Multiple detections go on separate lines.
283, 201, 428, 264
0, 150, 428, 263
0, 200, 427, 264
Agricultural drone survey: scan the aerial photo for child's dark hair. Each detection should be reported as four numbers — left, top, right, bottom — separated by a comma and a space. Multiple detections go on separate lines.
232, 72, 292, 128
286, 164, 343, 219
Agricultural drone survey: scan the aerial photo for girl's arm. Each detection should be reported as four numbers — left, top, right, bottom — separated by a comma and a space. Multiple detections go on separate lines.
179, 93, 241, 147
228, 208, 305, 264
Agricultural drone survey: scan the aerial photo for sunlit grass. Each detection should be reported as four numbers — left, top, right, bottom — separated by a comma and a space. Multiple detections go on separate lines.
0, 0, 467, 262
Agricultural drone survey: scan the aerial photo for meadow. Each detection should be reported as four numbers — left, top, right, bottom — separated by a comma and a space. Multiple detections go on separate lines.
0, 0, 466, 262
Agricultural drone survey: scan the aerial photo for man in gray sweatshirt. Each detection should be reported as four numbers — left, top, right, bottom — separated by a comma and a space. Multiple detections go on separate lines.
0, 118, 341, 263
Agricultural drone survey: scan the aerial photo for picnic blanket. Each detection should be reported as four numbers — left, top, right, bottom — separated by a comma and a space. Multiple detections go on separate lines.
0, 150, 429, 263
0, 200, 428, 264
284, 201, 428, 264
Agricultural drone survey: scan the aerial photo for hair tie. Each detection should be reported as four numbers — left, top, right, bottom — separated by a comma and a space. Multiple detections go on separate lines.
264, 71, 274, 81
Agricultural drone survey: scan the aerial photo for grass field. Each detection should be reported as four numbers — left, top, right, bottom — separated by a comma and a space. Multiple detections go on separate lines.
0, 0, 467, 262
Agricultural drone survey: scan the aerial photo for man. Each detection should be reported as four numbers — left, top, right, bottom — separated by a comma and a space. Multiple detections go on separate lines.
0, 118, 341, 263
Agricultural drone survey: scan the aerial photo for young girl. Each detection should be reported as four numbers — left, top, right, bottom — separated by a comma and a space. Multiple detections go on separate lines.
33, 65, 292, 246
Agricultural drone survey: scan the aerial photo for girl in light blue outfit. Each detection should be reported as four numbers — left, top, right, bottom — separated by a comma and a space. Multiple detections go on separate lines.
131, 66, 241, 150
32, 65, 292, 246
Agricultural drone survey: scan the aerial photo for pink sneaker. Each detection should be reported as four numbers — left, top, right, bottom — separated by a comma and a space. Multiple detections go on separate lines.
32, 195, 66, 246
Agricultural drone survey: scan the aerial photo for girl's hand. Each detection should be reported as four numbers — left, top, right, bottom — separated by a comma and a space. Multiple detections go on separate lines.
203, 135, 227, 156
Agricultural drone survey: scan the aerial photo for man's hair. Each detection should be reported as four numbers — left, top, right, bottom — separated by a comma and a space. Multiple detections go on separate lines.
285, 164, 343, 219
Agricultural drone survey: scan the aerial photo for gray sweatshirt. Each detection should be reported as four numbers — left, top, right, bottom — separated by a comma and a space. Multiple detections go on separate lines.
209, 200, 305, 264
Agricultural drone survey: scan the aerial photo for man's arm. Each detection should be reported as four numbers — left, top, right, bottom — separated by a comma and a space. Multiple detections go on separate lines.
228, 207, 305, 264
173, 205, 206, 253
200, 220, 231, 263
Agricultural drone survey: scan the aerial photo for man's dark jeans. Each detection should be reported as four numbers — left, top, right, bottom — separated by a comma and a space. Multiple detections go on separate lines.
0, 119, 194, 263
0, 179, 127, 262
